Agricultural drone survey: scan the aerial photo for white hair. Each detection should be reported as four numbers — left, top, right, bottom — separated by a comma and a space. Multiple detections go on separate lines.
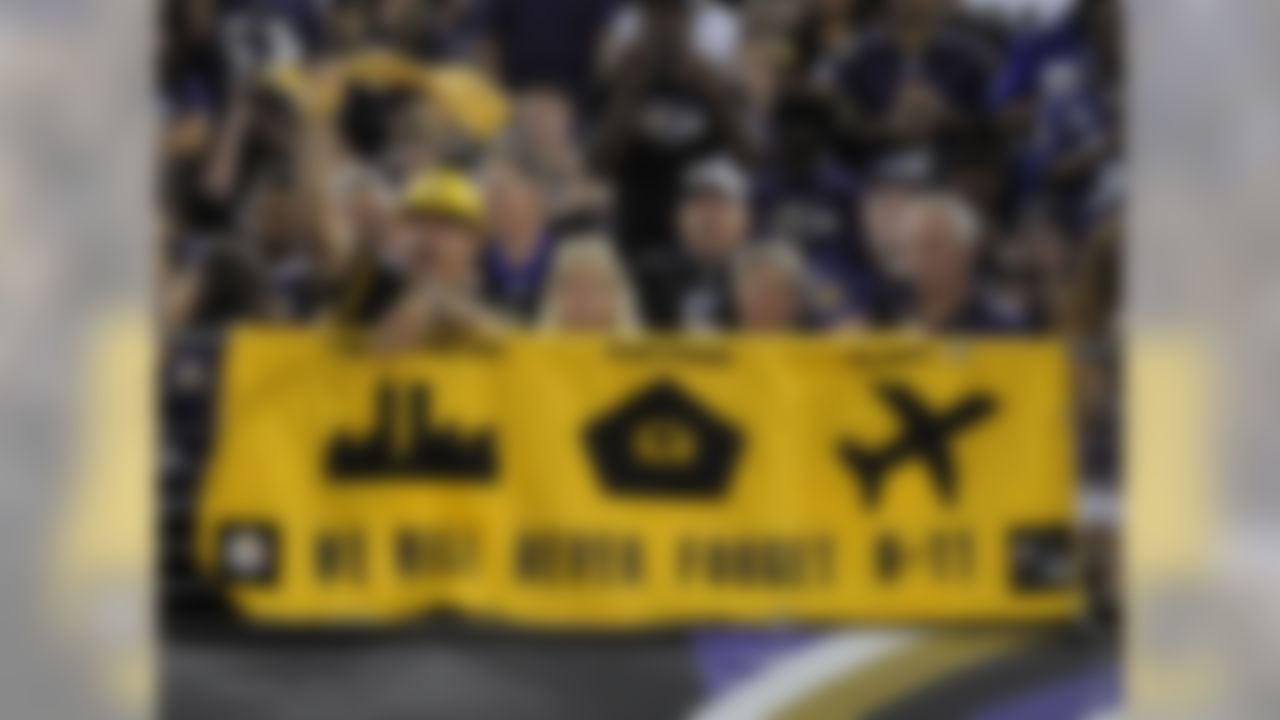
901, 192, 983, 249
537, 235, 643, 334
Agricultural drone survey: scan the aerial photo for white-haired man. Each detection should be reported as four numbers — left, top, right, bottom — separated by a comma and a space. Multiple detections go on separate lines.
901, 193, 1029, 333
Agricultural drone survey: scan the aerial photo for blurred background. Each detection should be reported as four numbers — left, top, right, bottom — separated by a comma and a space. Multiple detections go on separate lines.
22, 0, 1280, 716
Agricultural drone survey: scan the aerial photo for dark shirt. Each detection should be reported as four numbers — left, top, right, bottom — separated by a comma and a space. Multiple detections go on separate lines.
753, 159, 865, 265
481, 233, 557, 321
836, 24, 994, 170
609, 79, 729, 262
161, 27, 228, 116
332, 253, 407, 326
263, 251, 324, 321
634, 250, 734, 331
478, 0, 621, 102
807, 254, 902, 326
187, 245, 265, 328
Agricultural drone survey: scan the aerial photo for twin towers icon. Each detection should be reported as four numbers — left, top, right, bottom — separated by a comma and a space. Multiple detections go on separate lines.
325, 379, 999, 507
327, 383, 496, 481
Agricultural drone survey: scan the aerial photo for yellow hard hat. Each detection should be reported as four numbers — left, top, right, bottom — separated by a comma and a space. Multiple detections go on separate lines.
400, 168, 485, 230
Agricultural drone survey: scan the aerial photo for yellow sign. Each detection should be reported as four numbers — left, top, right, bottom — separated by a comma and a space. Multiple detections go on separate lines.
196, 329, 1080, 628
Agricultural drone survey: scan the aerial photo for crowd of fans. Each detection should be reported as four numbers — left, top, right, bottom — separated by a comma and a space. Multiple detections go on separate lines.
161, 0, 1121, 341
159, 0, 1122, 533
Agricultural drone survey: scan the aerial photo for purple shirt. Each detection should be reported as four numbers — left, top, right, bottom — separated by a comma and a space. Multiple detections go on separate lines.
482, 233, 556, 319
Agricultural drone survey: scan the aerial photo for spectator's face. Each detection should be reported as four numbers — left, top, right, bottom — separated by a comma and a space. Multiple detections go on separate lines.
484, 162, 545, 243
736, 263, 801, 331
679, 192, 748, 264
908, 209, 973, 293
556, 258, 623, 331
401, 214, 480, 288
863, 186, 919, 280
515, 90, 574, 152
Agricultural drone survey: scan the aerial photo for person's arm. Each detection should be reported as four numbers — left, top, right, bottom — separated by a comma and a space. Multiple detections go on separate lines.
838, 92, 936, 153
881, 37, 998, 148
292, 65, 357, 283
373, 286, 510, 351
839, 41, 992, 150
373, 285, 438, 352
199, 88, 252, 203
162, 264, 204, 335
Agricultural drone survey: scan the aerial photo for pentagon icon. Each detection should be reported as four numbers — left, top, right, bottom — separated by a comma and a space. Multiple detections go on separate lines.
585, 380, 743, 498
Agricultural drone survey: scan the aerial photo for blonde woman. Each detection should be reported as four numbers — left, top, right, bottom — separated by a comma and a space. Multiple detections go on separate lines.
537, 235, 643, 335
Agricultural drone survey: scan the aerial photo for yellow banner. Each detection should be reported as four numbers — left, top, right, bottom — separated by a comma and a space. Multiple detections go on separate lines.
195, 329, 1080, 628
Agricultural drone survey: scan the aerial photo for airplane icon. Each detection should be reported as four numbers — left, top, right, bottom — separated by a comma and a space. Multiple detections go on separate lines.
840, 384, 997, 508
